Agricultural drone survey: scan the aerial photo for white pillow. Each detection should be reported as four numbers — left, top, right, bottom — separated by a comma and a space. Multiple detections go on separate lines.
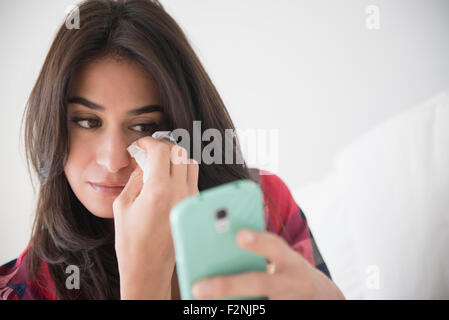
293, 89, 449, 299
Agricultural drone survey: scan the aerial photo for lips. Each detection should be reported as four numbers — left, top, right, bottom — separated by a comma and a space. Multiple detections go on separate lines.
91, 182, 126, 187
89, 182, 125, 196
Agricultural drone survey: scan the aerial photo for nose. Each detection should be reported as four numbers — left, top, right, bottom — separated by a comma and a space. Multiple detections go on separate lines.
96, 130, 132, 173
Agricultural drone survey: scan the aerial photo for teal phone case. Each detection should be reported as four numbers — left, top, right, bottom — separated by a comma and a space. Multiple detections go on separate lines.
169, 179, 267, 300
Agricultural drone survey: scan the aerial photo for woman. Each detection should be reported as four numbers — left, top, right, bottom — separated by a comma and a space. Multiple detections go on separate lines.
0, 0, 344, 300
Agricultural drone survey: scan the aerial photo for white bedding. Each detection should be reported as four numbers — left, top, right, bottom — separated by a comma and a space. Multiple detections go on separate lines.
293, 89, 449, 299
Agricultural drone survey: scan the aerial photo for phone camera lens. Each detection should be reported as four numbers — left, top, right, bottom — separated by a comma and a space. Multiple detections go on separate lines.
216, 209, 227, 220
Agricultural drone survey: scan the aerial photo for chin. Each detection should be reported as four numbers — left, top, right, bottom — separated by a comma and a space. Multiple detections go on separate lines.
83, 200, 115, 219
91, 209, 115, 219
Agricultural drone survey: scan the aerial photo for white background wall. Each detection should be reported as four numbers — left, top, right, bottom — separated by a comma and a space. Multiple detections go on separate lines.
1, 0, 448, 263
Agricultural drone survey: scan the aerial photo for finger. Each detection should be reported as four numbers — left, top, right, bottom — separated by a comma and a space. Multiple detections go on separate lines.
113, 166, 143, 210
170, 145, 188, 184
136, 136, 171, 182
186, 158, 199, 194
192, 271, 274, 299
236, 230, 291, 270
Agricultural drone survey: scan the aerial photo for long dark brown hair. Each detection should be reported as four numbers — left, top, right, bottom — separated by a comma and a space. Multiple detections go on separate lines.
21, 0, 285, 299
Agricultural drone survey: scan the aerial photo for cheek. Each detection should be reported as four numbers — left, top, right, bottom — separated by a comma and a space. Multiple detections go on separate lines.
64, 138, 91, 206
64, 134, 115, 219
64, 134, 91, 182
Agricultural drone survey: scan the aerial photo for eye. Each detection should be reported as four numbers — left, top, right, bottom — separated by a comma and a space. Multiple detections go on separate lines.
70, 117, 160, 134
71, 117, 100, 129
131, 123, 160, 134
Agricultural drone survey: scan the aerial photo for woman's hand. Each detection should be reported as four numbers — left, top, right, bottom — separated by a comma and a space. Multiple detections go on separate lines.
113, 136, 199, 299
191, 229, 345, 300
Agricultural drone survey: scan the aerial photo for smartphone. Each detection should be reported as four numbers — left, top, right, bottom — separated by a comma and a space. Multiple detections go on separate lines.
169, 179, 267, 300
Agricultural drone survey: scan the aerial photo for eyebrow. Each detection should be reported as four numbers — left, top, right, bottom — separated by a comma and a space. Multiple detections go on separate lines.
67, 97, 162, 115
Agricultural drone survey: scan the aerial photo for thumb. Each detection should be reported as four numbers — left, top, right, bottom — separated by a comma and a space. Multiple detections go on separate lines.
117, 166, 144, 206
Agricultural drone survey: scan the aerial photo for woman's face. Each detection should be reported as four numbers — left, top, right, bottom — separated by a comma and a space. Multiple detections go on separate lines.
64, 57, 164, 218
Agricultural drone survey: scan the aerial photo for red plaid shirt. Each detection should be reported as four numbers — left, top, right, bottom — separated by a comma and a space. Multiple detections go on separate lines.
0, 168, 331, 300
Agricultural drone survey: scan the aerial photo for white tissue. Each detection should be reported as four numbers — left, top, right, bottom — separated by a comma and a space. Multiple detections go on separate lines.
127, 131, 177, 183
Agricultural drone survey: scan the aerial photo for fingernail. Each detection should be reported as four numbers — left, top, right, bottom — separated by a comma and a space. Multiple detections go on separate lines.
242, 230, 254, 243
192, 281, 212, 297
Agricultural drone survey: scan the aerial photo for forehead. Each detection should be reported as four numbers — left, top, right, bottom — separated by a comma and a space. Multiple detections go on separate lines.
69, 57, 160, 111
